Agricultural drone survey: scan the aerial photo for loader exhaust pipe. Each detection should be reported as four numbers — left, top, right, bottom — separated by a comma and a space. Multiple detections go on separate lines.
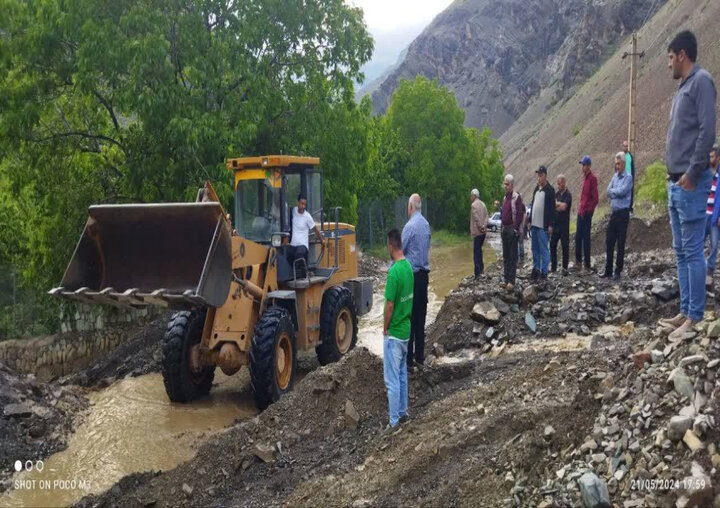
50, 202, 232, 309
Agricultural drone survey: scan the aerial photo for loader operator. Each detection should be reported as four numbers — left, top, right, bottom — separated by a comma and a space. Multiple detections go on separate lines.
288, 193, 324, 275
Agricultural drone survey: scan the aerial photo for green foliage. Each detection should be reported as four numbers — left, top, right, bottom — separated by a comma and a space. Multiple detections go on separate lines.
0, 0, 373, 336
362, 76, 504, 232
636, 161, 669, 205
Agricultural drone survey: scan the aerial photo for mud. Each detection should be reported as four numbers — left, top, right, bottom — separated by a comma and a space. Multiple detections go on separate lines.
6, 216, 720, 507
0, 364, 88, 493
69, 234, 720, 507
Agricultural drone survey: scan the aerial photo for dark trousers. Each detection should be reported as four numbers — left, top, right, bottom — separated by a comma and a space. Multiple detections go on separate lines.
287, 245, 309, 277
605, 209, 630, 276
501, 227, 519, 284
575, 213, 593, 268
550, 221, 570, 271
408, 270, 428, 366
473, 234, 486, 276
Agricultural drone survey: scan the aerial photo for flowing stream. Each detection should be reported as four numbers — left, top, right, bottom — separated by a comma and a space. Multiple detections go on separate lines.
2, 237, 500, 507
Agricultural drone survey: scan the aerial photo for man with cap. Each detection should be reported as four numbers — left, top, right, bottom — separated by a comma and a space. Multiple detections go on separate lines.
575, 156, 598, 273
527, 166, 555, 279
470, 188, 488, 278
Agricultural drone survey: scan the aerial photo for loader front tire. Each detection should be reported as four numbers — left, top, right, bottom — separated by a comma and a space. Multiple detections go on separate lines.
162, 310, 214, 403
316, 286, 358, 366
250, 307, 297, 410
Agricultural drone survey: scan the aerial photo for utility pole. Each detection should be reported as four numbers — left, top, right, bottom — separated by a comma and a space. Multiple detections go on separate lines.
622, 33, 644, 154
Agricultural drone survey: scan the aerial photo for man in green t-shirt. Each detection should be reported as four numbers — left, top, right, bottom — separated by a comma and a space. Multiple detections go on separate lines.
383, 228, 414, 428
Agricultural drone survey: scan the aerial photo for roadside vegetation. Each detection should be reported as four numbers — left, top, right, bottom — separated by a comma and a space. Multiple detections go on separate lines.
0, 1, 504, 338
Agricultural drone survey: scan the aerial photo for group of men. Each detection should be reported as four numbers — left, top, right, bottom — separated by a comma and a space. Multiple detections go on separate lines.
469, 146, 635, 292
381, 30, 718, 428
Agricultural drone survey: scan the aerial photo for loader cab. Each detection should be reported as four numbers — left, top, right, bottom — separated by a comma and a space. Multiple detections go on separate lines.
229, 156, 323, 243
228, 156, 325, 281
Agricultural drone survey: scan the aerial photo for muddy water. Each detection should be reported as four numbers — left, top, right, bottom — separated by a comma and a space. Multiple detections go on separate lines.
358, 238, 501, 357
2, 372, 256, 508
2, 238, 500, 507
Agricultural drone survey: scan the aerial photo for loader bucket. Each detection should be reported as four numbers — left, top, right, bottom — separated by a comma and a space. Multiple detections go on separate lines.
49, 202, 232, 309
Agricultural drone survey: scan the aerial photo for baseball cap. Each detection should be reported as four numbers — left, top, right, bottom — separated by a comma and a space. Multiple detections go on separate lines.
579, 156, 592, 165
535, 165, 548, 175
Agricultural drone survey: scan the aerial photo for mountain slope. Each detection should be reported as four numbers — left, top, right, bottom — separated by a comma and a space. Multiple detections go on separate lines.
501, 0, 720, 200
369, 0, 666, 136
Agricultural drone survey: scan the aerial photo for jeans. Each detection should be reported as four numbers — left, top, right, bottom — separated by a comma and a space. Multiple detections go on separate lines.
408, 270, 428, 366
575, 213, 593, 268
706, 215, 720, 273
531, 226, 550, 275
473, 234, 486, 276
501, 227, 519, 284
518, 234, 525, 262
383, 336, 408, 427
605, 209, 630, 276
668, 170, 713, 322
551, 221, 570, 271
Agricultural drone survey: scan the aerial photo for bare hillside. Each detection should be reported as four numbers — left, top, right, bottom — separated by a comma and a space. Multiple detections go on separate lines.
501, 0, 720, 203
367, 0, 666, 136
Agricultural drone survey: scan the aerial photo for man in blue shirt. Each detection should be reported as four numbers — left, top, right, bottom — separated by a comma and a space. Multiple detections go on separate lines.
401, 193, 430, 368
603, 153, 633, 280
661, 30, 717, 341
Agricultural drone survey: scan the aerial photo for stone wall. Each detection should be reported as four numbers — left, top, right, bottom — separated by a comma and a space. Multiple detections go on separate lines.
0, 304, 163, 381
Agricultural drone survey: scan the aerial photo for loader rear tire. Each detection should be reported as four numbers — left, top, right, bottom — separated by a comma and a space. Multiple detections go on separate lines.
316, 286, 358, 366
162, 310, 214, 403
249, 307, 297, 410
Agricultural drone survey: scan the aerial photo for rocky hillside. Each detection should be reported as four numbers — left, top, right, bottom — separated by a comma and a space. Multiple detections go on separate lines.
364, 0, 666, 137
502, 0, 720, 199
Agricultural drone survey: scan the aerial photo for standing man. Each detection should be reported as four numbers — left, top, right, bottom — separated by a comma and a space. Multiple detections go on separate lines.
401, 194, 430, 368
604, 153, 634, 280
528, 166, 555, 280
383, 229, 414, 429
470, 189, 488, 278
551, 174, 572, 275
623, 141, 636, 214
661, 30, 717, 341
501, 175, 524, 291
575, 156, 599, 273
706, 146, 720, 286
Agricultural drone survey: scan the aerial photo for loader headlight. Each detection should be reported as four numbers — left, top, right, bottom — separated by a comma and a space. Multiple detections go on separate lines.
271, 233, 283, 248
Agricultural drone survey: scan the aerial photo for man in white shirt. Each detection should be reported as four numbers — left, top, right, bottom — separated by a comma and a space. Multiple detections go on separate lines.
288, 194, 324, 275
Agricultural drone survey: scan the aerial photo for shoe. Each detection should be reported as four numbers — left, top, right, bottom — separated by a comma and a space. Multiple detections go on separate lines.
669, 319, 694, 342
562, 269, 569, 276
659, 313, 686, 328
613, 273, 621, 281
505, 282, 515, 291
706, 274, 713, 287
540, 273, 548, 280
381, 423, 400, 436
399, 414, 410, 424
600, 272, 612, 279
530, 270, 539, 281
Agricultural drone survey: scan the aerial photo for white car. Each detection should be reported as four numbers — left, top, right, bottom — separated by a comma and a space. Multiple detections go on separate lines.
487, 212, 501, 232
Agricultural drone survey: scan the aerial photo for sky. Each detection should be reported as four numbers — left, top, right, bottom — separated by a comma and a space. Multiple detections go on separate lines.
348, 0, 454, 86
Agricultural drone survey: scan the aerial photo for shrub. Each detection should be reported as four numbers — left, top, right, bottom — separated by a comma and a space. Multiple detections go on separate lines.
636, 161, 668, 205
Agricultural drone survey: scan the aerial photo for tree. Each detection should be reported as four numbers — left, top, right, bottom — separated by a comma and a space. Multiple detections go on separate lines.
0, 0, 373, 335
380, 76, 504, 231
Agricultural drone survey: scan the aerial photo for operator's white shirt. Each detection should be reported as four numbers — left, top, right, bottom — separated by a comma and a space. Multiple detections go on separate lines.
291, 207, 315, 249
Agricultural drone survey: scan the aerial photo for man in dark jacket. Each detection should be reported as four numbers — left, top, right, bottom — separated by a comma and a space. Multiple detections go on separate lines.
527, 166, 555, 280
551, 174, 572, 275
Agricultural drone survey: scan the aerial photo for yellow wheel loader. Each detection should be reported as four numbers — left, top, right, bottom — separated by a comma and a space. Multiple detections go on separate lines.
50, 156, 373, 409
